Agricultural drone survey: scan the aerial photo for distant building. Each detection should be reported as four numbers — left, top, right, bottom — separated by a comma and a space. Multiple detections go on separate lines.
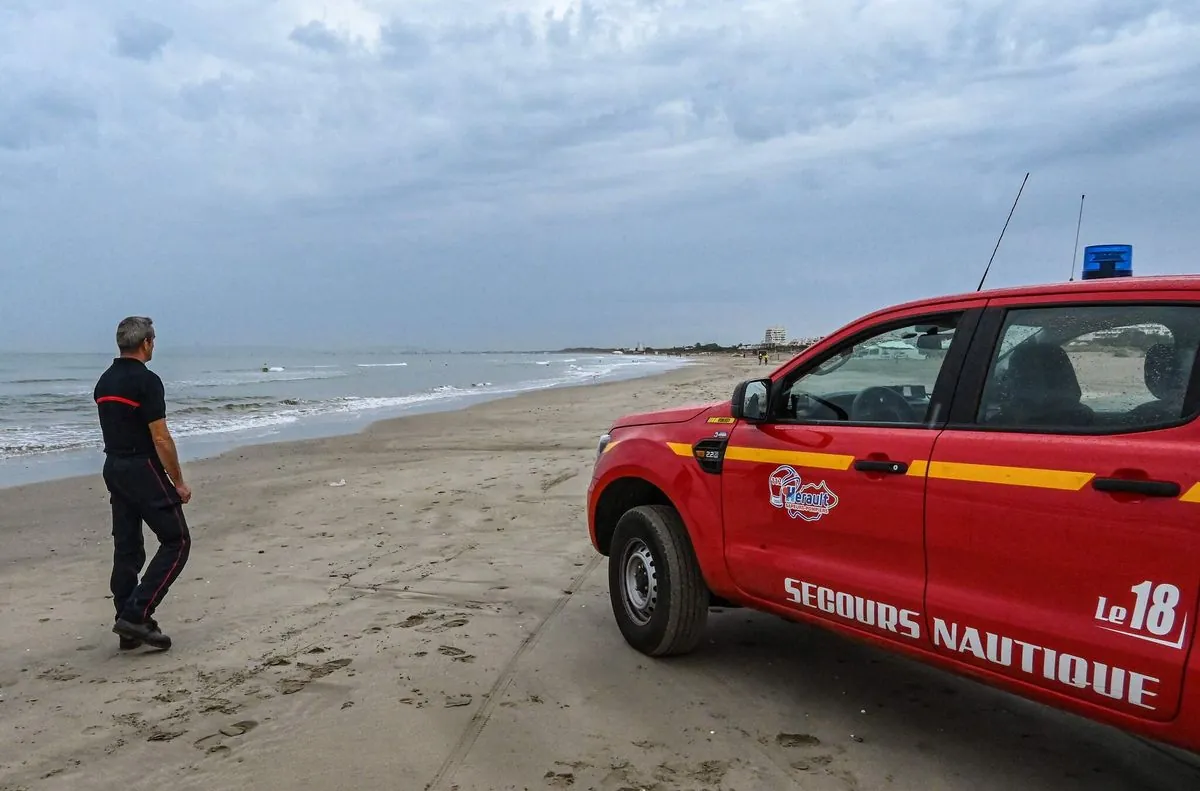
764, 326, 787, 346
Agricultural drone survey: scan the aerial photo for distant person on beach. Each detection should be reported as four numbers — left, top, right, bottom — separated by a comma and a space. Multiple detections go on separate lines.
93, 316, 192, 651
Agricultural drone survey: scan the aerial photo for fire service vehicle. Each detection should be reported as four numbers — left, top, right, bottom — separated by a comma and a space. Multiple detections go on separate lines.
587, 271, 1200, 755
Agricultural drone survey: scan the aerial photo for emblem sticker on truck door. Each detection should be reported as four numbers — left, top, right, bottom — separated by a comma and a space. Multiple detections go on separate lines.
768, 465, 839, 522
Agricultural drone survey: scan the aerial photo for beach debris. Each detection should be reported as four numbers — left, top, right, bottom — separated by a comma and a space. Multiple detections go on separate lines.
329, 479, 346, 487
445, 694, 473, 708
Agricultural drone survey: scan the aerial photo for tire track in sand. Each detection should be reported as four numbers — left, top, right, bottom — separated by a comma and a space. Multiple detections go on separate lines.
424, 553, 603, 791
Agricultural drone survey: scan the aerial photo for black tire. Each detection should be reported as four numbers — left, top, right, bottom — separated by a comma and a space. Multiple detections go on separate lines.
608, 504, 709, 656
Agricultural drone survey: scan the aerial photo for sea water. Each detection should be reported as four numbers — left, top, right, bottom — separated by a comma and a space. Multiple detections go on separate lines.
0, 347, 691, 488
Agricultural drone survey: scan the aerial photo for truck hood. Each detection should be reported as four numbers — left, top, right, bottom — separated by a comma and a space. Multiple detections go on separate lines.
610, 401, 724, 429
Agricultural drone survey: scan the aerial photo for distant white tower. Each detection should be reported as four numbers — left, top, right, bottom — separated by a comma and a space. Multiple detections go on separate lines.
764, 326, 787, 345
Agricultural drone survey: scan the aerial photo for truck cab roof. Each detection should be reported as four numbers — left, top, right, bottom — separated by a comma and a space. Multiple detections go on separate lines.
869, 274, 1200, 319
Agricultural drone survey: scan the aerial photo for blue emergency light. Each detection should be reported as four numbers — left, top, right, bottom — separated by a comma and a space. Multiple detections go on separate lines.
1082, 244, 1133, 280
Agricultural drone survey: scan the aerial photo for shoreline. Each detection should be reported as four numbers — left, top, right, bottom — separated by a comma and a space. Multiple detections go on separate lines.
0, 355, 704, 492
0, 357, 748, 572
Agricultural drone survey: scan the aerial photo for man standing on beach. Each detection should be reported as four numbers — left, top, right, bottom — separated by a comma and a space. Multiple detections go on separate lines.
94, 316, 192, 651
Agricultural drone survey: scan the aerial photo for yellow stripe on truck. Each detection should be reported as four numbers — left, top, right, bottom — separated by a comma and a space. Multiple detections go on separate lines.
722, 445, 854, 471
924, 461, 1095, 491
665, 441, 1200, 502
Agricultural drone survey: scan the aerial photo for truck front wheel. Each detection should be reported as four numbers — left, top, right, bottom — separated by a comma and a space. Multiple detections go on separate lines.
608, 504, 708, 656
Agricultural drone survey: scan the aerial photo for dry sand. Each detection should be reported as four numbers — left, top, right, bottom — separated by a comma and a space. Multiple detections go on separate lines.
1, 356, 1196, 791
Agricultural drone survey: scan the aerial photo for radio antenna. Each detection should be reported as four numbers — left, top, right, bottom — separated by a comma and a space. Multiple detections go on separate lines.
1068, 193, 1085, 282
976, 171, 1030, 292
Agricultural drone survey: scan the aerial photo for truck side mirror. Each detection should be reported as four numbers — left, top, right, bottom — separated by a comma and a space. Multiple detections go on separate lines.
730, 378, 771, 422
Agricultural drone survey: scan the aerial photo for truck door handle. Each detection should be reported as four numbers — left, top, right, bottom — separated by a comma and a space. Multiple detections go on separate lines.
853, 459, 908, 474
1092, 478, 1181, 497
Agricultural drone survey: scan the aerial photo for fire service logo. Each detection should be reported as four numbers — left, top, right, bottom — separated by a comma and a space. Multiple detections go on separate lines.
768, 465, 839, 522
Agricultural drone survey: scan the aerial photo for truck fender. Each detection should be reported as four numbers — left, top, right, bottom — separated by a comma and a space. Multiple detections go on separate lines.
588, 436, 737, 598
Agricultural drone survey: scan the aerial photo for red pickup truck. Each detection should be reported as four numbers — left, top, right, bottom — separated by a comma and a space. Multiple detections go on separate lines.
586, 274, 1200, 755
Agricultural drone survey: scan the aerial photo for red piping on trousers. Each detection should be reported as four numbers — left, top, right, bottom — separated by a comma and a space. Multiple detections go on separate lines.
143, 460, 189, 621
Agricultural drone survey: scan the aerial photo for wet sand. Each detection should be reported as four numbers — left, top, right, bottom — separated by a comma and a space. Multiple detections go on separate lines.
0, 355, 1196, 790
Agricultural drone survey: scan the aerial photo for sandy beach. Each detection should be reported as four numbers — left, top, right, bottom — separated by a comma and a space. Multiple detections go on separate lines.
1, 356, 1196, 791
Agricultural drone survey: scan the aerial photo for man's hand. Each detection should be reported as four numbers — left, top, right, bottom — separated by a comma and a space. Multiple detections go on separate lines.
176, 482, 192, 504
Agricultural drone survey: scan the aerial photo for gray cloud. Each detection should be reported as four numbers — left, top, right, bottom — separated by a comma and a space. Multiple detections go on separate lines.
289, 21, 349, 55
114, 17, 173, 61
0, 88, 96, 151
1, 1, 1199, 352
380, 20, 430, 68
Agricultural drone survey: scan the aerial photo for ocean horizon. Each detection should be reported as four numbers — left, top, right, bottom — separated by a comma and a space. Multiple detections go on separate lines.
0, 347, 693, 489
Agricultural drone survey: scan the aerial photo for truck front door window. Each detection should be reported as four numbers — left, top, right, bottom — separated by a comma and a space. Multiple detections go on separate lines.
778, 316, 960, 426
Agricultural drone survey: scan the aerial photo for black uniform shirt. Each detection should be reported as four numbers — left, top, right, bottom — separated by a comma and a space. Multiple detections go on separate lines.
94, 357, 168, 458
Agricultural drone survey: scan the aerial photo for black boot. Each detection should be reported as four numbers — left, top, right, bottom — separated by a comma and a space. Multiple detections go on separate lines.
113, 618, 171, 650
115, 614, 141, 650
145, 618, 171, 650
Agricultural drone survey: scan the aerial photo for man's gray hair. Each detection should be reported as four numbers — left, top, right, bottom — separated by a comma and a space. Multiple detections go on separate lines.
116, 316, 155, 352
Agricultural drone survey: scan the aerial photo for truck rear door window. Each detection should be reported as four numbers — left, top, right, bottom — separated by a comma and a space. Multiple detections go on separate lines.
976, 303, 1200, 432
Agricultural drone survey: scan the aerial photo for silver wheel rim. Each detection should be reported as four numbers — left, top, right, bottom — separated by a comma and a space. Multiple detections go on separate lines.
621, 539, 658, 627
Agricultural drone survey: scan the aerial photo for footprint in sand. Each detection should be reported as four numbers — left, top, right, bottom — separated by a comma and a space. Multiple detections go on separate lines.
194, 720, 258, 755
543, 770, 575, 788
152, 689, 190, 704
279, 658, 353, 694
423, 617, 469, 634
199, 699, 241, 716
399, 692, 428, 708
791, 755, 834, 772
437, 646, 475, 663
147, 729, 187, 743
397, 612, 435, 628
38, 665, 81, 682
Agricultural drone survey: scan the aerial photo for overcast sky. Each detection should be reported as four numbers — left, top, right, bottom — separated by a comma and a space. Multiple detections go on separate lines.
2, 1, 1198, 352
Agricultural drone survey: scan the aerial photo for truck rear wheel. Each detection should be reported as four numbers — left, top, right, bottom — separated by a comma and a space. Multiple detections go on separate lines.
608, 504, 708, 656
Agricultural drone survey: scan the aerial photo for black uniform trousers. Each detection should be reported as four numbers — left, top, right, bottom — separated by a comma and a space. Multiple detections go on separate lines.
102, 455, 191, 625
